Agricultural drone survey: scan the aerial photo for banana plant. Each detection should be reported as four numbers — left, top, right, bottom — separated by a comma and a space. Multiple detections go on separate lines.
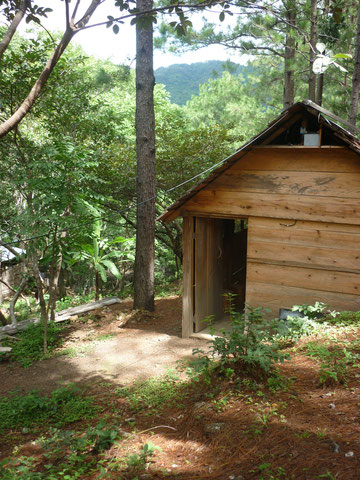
70, 203, 134, 300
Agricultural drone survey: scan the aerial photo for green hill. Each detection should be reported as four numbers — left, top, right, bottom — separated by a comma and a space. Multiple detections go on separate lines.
155, 60, 250, 106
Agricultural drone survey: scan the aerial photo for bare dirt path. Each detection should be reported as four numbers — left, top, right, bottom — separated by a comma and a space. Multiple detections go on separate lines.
0, 296, 207, 395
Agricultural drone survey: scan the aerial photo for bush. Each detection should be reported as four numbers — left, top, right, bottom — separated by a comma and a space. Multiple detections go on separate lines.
193, 299, 290, 377
3, 322, 63, 367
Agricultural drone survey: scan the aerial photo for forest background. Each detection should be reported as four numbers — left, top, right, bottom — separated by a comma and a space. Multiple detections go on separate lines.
1, 0, 360, 330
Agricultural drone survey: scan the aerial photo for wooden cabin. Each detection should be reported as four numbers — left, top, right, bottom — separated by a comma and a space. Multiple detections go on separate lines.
158, 101, 360, 338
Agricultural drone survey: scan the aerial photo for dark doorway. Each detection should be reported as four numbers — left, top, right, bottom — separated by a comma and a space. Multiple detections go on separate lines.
222, 219, 248, 311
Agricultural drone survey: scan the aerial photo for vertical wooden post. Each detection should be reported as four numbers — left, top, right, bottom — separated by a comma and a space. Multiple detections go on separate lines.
182, 216, 194, 338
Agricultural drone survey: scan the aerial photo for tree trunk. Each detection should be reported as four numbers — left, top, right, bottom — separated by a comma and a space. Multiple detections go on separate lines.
0, 0, 30, 61
0, 27, 76, 138
31, 249, 48, 354
316, 72, 324, 106
95, 271, 101, 301
308, 0, 317, 102
349, 1, 360, 128
0, 0, 102, 138
133, 0, 156, 312
48, 230, 64, 322
9, 275, 28, 326
283, 5, 296, 109
0, 310, 7, 326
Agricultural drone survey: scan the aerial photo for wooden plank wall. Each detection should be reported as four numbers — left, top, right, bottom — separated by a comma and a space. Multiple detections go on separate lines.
182, 147, 360, 225
246, 217, 360, 317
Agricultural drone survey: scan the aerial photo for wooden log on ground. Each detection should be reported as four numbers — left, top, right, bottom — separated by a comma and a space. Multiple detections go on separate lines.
0, 347, 12, 353
54, 297, 121, 322
0, 297, 121, 335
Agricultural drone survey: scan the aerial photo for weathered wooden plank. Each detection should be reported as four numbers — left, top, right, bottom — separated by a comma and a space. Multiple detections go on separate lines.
55, 297, 122, 321
247, 262, 360, 295
182, 216, 194, 338
0, 297, 122, 335
211, 171, 360, 199
250, 225, 360, 250
236, 147, 360, 173
184, 190, 360, 225
249, 217, 360, 235
245, 282, 360, 318
0, 347, 12, 353
194, 217, 208, 332
248, 241, 360, 271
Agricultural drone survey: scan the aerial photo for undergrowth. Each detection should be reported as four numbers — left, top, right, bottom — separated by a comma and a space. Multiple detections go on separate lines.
2, 322, 63, 367
192, 298, 291, 379
0, 384, 100, 432
115, 370, 189, 414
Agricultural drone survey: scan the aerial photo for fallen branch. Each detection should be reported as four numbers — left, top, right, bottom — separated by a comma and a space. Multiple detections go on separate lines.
0, 297, 121, 335
55, 297, 121, 322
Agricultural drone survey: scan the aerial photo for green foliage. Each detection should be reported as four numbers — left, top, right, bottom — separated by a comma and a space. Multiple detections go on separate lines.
154, 60, 249, 105
193, 298, 290, 376
0, 385, 99, 432
0, 421, 120, 479
3, 322, 62, 367
126, 442, 162, 472
266, 372, 293, 393
276, 315, 319, 345
183, 71, 269, 147
292, 302, 338, 320
324, 310, 360, 326
304, 340, 360, 385
115, 371, 187, 413
84, 420, 120, 453
55, 292, 96, 312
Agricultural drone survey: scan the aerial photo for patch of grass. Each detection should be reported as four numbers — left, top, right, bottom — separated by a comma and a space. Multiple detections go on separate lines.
0, 298, 39, 324
56, 343, 95, 358
0, 384, 101, 432
94, 333, 115, 341
115, 371, 188, 414
3, 322, 63, 367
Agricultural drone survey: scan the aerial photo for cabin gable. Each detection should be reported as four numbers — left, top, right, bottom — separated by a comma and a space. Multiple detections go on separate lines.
181, 146, 360, 225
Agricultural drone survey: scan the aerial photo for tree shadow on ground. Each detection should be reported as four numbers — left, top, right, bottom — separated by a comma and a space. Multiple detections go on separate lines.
1, 298, 360, 479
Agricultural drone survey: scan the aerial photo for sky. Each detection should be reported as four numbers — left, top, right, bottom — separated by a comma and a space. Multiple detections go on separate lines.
18, 0, 243, 69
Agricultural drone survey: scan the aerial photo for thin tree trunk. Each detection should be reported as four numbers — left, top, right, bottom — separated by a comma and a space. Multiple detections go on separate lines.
349, 2, 360, 128
0, 0, 30, 61
316, 73, 324, 106
0, 27, 75, 138
9, 276, 28, 326
31, 250, 48, 354
308, 0, 317, 102
283, 5, 296, 109
48, 227, 64, 322
0, 310, 7, 326
0, 0, 102, 138
133, 0, 156, 312
95, 271, 101, 301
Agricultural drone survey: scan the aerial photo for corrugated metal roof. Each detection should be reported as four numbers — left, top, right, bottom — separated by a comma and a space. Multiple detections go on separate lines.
158, 100, 360, 222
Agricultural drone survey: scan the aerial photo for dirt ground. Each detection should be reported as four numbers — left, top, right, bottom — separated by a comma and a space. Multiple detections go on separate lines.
0, 296, 206, 395
1, 296, 360, 479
